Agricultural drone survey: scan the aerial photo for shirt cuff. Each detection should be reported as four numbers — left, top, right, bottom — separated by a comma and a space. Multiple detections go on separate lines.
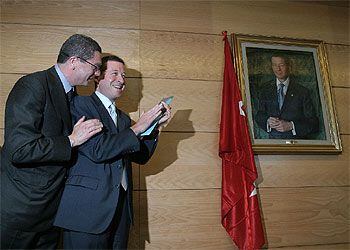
291, 121, 296, 135
266, 122, 271, 132
68, 136, 75, 147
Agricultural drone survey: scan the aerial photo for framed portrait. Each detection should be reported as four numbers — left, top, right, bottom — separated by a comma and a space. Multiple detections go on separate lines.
232, 33, 342, 154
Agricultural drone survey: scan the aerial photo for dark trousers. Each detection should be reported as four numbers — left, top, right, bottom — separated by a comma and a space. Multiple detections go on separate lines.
63, 188, 130, 249
0, 224, 60, 249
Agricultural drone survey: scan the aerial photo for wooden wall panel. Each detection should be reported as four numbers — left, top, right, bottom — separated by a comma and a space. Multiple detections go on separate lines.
258, 135, 350, 188
269, 243, 350, 250
0, 0, 139, 29
138, 187, 349, 249
139, 189, 234, 250
76, 82, 96, 96
77, 28, 141, 76
141, 1, 218, 34
0, 74, 22, 128
0, 129, 3, 146
140, 133, 349, 190
326, 44, 350, 88
333, 88, 350, 134
140, 31, 222, 81
1, 24, 76, 73
1, 24, 140, 76
260, 187, 349, 247
141, 78, 221, 132
140, 132, 220, 190
141, 1, 349, 45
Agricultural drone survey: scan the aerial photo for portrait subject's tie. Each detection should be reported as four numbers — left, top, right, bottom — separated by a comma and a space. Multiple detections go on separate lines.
278, 83, 285, 110
108, 103, 128, 190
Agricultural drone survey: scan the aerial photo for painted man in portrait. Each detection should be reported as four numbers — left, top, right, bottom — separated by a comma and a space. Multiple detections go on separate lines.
255, 54, 319, 139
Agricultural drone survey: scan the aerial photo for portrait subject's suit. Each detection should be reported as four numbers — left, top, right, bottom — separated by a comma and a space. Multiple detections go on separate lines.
255, 78, 319, 139
1, 66, 72, 232
54, 93, 158, 236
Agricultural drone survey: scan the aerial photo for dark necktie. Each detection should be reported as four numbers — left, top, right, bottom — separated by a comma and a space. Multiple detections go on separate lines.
278, 83, 285, 110
67, 88, 75, 103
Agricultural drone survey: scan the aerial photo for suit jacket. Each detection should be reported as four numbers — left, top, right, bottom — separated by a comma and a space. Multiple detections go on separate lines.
1, 66, 72, 232
54, 93, 158, 234
255, 78, 319, 139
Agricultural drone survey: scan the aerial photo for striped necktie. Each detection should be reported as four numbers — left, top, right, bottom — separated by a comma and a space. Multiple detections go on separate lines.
108, 103, 127, 190
278, 83, 285, 110
108, 104, 117, 127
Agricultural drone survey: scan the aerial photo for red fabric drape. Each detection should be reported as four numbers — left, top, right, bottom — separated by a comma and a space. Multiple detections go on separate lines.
219, 31, 265, 250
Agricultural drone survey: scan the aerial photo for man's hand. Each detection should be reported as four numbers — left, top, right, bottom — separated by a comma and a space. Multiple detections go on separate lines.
274, 119, 293, 132
131, 102, 170, 135
157, 101, 171, 126
267, 117, 280, 128
68, 116, 103, 147
268, 117, 293, 132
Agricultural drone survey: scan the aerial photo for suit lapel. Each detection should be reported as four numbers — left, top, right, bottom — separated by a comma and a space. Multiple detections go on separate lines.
280, 79, 296, 113
90, 93, 118, 133
47, 67, 72, 133
115, 107, 127, 133
267, 81, 279, 112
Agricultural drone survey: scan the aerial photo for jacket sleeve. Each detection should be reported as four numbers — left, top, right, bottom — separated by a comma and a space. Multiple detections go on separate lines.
293, 88, 319, 137
255, 89, 273, 132
6, 76, 71, 165
71, 97, 141, 163
130, 130, 159, 165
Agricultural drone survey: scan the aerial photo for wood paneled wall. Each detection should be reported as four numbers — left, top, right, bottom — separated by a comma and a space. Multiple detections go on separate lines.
1, 1, 349, 249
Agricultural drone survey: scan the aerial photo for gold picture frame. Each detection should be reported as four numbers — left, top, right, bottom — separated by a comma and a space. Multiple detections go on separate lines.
232, 33, 342, 154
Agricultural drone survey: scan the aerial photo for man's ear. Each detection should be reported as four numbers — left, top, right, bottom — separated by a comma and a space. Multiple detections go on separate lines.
94, 71, 106, 89
93, 77, 99, 90
69, 56, 78, 70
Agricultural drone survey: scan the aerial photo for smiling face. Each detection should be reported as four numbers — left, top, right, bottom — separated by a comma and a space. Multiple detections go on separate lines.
96, 60, 126, 102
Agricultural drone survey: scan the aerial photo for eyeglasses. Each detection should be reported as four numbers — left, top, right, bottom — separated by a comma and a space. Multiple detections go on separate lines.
61, 52, 101, 72
77, 56, 101, 72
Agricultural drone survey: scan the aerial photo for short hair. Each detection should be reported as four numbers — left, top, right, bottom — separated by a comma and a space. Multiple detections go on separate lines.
94, 55, 125, 89
100, 55, 125, 74
271, 53, 290, 66
57, 34, 102, 63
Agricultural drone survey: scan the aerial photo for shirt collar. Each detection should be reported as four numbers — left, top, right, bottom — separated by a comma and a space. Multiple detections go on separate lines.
95, 91, 115, 111
276, 77, 290, 89
55, 64, 73, 94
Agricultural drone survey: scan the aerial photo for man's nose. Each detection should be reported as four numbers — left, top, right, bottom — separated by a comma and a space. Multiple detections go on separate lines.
118, 75, 125, 83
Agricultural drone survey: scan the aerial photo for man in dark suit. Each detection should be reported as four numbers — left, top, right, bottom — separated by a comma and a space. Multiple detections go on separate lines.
255, 55, 318, 139
54, 55, 171, 249
1, 34, 104, 249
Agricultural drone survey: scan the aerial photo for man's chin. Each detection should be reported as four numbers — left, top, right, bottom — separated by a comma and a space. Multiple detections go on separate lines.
80, 79, 92, 86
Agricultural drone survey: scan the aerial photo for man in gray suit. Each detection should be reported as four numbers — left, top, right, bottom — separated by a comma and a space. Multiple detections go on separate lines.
1, 34, 104, 249
54, 55, 171, 249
